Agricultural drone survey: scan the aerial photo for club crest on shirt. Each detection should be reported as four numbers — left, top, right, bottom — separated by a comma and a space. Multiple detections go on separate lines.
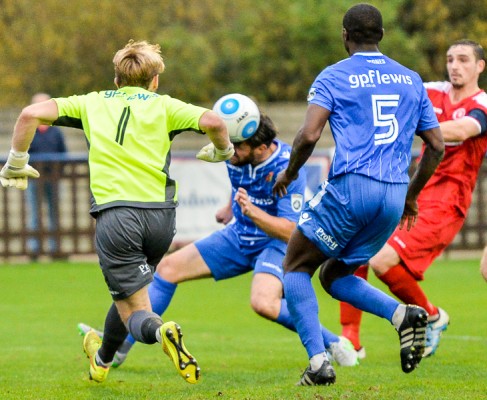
307, 88, 316, 102
291, 194, 304, 212
265, 172, 274, 182
452, 108, 466, 119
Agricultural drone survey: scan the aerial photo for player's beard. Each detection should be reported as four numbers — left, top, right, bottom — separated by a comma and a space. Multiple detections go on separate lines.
230, 153, 255, 166
449, 73, 464, 89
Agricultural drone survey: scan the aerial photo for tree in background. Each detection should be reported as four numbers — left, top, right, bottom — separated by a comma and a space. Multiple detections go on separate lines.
397, 0, 487, 87
1, 0, 483, 107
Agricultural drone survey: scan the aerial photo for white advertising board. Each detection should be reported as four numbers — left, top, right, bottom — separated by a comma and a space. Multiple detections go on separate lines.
170, 150, 332, 246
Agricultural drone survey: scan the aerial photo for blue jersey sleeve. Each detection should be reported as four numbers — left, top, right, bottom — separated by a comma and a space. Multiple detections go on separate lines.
308, 69, 334, 111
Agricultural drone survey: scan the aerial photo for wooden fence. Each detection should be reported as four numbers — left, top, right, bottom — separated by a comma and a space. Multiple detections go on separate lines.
1, 154, 486, 261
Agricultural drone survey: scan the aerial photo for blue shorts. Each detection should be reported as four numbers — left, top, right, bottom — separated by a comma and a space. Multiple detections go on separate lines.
195, 224, 287, 281
298, 174, 407, 267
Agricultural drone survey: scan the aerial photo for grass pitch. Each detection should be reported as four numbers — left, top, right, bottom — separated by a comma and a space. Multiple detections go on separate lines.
0, 257, 486, 399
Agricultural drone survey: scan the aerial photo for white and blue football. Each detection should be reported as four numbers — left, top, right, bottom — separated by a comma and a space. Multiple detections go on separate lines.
213, 93, 260, 143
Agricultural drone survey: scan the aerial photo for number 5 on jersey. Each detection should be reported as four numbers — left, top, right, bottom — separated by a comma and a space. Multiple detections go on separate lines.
372, 94, 400, 146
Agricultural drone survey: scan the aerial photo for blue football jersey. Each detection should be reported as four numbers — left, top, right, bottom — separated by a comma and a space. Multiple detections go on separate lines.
308, 52, 439, 184
227, 139, 306, 240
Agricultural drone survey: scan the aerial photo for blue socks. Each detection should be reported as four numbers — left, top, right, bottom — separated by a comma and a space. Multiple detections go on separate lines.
276, 298, 339, 347
283, 271, 399, 360
330, 275, 398, 321
148, 273, 178, 315
283, 272, 326, 358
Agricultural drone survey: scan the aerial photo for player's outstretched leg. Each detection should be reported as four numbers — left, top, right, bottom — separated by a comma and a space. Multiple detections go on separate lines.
161, 321, 201, 384
423, 307, 450, 357
396, 305, 428, 373
297, 356, 336, 386
77, 322, 133, 368
83, 330, 110, 383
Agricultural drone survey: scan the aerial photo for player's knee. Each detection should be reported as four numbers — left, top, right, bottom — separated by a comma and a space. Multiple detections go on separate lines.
318, 263, 332, 294
250, 295, 279, 320
369, 244, 400, 276
155, 258, 179, 283
319, 258, 353, 294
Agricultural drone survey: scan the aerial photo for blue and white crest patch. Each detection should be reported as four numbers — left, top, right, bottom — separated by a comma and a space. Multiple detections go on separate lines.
291, 194, 304, 212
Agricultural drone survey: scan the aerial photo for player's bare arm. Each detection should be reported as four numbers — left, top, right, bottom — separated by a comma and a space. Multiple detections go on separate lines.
12, 99, 59, 152
198, 110, 233, 151
273, 104, 329, 197
235, 187, 295, 242
440, 114, 486, 142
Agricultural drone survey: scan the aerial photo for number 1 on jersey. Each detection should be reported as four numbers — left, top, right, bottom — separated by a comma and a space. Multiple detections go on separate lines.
116, 106, 131, 145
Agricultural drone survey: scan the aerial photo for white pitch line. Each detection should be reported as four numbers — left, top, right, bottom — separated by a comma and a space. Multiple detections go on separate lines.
443, 335, 487, 342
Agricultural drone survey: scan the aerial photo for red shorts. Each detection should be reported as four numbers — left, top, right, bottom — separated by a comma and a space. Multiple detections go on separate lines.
387, 202, 465, 280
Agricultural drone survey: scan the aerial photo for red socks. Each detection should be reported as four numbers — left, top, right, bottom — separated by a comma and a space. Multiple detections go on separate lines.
378, 265, 438, 317
340, 264, 439, 349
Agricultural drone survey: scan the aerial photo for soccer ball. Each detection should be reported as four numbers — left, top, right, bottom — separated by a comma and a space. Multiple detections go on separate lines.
213, 93, 260, 143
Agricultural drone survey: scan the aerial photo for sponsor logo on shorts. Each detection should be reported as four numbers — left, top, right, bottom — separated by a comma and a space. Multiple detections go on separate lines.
392, 236, 406, 249
138, 263, 151, 275
299, 212, 312, 226
109, 289, 120, 296
291, 194, 304, 212
315, 227, 338, 250
261, 261, 281, 273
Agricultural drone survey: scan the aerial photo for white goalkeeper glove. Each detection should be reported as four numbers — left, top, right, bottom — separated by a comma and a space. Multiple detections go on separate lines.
0, 150, 40, 190
196, 143, 234, 163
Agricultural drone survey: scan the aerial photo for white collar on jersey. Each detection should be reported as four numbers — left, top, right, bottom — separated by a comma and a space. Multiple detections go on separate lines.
353, 52, 383, 56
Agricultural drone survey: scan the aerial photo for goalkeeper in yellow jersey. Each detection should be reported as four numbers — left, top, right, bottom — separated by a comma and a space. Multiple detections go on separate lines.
0, 39, 233, 384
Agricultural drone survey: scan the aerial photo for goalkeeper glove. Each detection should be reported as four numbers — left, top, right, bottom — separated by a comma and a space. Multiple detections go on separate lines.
0, 150, 40, 190
196, 143, 234, 163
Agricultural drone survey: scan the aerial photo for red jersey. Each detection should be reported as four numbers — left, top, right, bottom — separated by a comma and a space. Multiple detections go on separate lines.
417, 81, 487, 216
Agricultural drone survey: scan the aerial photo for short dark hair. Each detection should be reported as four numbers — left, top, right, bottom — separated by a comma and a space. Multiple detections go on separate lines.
343, 3, 383, 45
244, 111, 277, 148
450, 39, 485, 62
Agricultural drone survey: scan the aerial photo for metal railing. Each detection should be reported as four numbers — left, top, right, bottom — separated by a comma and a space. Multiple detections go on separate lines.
0, 153, 95, 260
1, 153, 486, 261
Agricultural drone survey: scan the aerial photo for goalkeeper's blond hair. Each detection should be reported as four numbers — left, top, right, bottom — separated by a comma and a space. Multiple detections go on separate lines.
113, 39, 165, 89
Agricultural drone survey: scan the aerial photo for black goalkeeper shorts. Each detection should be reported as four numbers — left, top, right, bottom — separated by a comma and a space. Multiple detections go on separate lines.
95, 206, 176, 300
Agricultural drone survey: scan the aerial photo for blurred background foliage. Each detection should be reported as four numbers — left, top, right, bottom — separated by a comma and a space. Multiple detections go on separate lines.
0, 0, 485, 107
